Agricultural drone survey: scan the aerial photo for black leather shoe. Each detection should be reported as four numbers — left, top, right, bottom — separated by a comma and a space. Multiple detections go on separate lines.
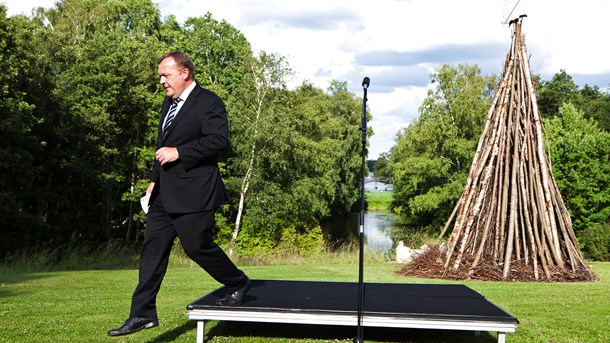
216, 278, 251, 306
107, 317, 158, 336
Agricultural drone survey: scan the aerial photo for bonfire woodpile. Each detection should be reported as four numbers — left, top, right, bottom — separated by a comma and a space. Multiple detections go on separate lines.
401, 16, 595, 282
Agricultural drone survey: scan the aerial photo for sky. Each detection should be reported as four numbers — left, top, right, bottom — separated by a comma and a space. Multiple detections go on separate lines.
4, 0, 610, 159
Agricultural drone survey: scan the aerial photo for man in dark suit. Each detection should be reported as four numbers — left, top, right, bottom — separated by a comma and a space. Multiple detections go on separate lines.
108, 51, 251, 337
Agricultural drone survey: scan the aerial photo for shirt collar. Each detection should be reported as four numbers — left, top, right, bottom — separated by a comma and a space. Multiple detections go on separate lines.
176, 81, 197, 102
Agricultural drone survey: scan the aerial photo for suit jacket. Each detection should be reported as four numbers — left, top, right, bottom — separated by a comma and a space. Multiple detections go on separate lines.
150, 84, 229, 213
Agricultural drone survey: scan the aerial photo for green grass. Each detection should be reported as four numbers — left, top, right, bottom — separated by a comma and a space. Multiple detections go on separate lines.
366, 191, 393, 212
1, 260, 608, 342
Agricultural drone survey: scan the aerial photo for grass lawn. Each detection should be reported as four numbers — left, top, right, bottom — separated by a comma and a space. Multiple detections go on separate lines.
1, 260, 608, 342
366, 191, 393, 212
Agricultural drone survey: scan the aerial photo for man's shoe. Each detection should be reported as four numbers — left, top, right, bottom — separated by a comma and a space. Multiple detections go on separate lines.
216, 278, 251, 306
107, 317, 158, 336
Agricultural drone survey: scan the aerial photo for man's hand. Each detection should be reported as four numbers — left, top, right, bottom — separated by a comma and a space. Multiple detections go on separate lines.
156, 147, 179, 166
146, 182, 155, 195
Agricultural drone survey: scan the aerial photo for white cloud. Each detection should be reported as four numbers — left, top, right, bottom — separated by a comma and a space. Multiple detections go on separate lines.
2, 0, 57, 16
368, 86, 427, 158
4, 0, 609, 158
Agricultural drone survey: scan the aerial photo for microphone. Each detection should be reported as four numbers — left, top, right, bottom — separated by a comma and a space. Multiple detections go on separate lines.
362, 77, 370, 90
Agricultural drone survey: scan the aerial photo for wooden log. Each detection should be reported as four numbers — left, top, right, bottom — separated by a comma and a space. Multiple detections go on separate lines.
435, 17, 593, 281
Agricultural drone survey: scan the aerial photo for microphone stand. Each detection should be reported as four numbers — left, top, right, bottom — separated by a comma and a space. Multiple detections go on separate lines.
354, 77, 369, 343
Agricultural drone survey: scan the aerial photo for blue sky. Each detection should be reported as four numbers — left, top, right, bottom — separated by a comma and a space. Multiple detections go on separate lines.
5, 0, 610, 158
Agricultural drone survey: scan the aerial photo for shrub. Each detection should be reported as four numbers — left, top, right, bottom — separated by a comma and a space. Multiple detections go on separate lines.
277, 226, 325, 257
581, 222, 610, 261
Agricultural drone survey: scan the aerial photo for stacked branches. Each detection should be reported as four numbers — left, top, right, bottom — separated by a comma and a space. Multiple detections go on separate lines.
430, 17, 593, 281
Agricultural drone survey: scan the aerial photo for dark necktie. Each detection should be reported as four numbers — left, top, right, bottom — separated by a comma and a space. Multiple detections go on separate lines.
163, 98, 182, 138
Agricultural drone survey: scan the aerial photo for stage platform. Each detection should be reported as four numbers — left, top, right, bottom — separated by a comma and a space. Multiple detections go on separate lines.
187, 279, 518, 343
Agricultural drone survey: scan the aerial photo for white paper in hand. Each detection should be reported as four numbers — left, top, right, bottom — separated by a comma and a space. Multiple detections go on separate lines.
140, 193, 151, 214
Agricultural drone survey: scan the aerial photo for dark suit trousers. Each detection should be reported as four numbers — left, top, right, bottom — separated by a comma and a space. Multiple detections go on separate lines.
129, 192, 246, 319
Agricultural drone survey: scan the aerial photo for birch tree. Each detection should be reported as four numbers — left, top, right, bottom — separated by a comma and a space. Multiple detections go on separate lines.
228, 52, 292, 255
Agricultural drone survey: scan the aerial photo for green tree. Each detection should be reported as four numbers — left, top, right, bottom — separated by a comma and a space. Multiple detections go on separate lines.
537, 69, 579, 118
574, 84, 610, 132
281, 81, 363, 223
372, 152, 392, 183
389, 64, 495, 230
545, 103, 610, 258
0, 1, 368, 258
227, 51, 293, 255
30, 0, 164, 243
0, 6, 49, 255
325, 80, 364, 216
537, 69, 610, 132
229, 80, 364, 256
177, 13, 253, 101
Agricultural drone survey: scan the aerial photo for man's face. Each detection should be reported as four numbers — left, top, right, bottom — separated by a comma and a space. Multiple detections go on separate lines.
158, 57, 189, 99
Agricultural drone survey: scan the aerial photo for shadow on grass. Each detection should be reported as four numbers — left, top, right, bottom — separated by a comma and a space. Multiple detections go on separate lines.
205, 321, 498, 342
0, 273, 52, 298
145, 321, 197, 343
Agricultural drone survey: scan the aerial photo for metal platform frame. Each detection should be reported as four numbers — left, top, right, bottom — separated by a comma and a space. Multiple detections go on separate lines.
188, 294, 517, 343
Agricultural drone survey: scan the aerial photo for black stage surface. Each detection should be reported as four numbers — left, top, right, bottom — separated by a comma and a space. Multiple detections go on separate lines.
187, 280, 518, 343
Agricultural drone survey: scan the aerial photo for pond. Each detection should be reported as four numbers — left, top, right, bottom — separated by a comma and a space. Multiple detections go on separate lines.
321, 211, 406, 252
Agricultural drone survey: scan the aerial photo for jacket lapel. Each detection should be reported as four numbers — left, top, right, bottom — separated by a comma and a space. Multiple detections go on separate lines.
162, 85, 200, 142
158, 98, 172, 143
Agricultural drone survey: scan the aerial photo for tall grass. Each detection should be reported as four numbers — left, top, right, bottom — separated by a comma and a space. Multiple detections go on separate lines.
0, 240, 139, 273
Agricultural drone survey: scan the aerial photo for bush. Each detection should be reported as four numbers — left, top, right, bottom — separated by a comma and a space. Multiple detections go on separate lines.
277, 226, 325, 257
581, 222, 610, 261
